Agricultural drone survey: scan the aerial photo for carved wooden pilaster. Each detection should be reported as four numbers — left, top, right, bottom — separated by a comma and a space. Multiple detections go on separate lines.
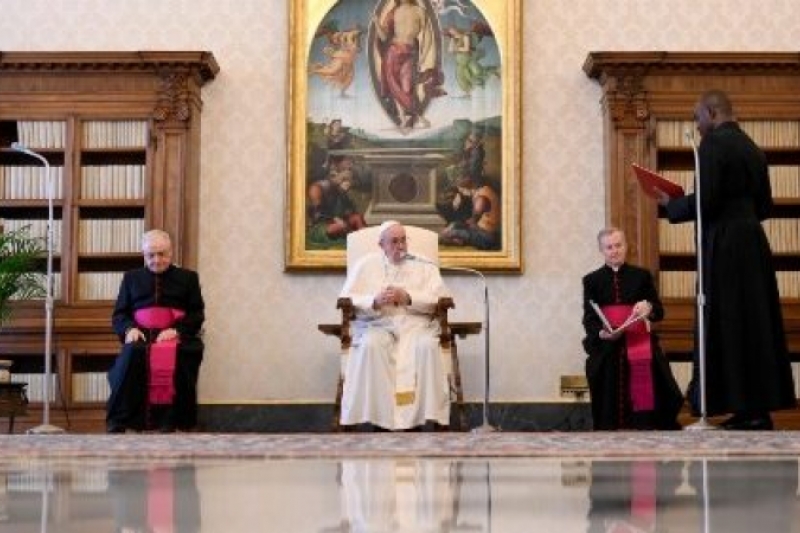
593, 70, 654, 266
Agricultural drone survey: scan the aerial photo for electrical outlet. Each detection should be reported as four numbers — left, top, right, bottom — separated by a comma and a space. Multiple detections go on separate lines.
560, 375, 589, 400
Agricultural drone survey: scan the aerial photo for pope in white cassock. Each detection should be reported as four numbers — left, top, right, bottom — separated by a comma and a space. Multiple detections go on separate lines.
339, 220, 451, 430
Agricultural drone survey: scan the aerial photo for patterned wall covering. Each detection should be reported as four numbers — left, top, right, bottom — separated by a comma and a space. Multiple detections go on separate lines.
1, 0, 798, 403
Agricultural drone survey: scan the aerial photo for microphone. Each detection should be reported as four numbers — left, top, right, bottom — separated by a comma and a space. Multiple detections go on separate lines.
403, 252, 433, 264
405, 252, 496, 432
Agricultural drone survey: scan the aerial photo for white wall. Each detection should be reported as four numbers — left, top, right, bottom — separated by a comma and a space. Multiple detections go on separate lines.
1, 0, 798, 403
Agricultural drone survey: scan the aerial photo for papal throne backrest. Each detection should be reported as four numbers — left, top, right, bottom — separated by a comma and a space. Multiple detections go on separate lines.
346, 224, 439, 274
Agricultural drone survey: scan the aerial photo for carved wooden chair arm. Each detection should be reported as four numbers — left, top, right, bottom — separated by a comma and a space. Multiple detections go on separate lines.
436, 296, 455, 348
336, 297, 354, 349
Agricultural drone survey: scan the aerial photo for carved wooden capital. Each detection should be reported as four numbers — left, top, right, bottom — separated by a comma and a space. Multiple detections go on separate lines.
601, 73, 649, 129
153, 72, 192, 123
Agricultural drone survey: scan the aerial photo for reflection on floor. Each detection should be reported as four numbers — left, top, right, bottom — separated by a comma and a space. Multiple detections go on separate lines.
1, 455, 798, 532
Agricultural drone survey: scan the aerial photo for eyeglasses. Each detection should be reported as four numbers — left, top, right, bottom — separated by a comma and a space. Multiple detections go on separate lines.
384, 237, 408, 245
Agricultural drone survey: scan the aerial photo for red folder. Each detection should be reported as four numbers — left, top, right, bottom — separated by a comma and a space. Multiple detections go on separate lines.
631, 164, 685, 199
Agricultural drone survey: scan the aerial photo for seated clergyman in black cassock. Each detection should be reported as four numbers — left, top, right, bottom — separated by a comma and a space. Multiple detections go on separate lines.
582, 227, 683, 430
107, 229, 205, 433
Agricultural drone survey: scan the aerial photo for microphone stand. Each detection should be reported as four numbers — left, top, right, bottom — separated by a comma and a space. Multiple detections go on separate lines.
10, 142, 65, 434
437, 261, 496, 432
681, 132, 715, 431
405, 254, 496, 431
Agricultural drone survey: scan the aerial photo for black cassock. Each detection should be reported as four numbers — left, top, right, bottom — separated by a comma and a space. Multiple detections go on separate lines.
665, 121, 795, 416
582, 264, 683, 430
108, 265, 205, 431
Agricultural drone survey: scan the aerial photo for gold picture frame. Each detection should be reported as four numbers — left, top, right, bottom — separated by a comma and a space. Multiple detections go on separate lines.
287, 0, 521, 272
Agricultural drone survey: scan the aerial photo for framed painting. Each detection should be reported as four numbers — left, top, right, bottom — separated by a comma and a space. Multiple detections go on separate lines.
287, 0, 521, 271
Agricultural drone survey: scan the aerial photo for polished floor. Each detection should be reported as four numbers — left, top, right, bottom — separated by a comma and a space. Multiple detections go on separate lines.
1, 453, 799, 532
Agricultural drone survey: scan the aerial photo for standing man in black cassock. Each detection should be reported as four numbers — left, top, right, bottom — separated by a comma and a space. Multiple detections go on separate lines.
660, 89, 796, 430
107, 229, 205, 433
582, 227, 683, 430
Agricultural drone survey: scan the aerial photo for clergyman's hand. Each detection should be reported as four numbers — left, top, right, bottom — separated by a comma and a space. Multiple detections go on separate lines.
599, 328, 623, 341
155, 328, 178, 343
653, 187, 671, 206
125, 327, 145, 344
632, 300, 652, 319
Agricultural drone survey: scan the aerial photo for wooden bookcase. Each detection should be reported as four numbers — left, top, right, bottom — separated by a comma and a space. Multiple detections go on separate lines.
0, 52, 218, 432
583, 52, 800, 374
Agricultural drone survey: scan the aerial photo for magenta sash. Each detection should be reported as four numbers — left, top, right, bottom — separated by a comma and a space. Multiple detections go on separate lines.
135, 307, 185, 405
602, 304, 654, 412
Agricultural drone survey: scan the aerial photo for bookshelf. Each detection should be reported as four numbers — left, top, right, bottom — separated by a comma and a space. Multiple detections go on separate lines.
0, 52, 218, 432
584, 52, 800, 393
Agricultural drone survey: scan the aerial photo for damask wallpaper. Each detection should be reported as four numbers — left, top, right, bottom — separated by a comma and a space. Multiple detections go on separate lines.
0, 0, 797, 404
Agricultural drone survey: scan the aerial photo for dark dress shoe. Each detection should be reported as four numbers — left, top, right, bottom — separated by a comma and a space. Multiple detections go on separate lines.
723, 416, 774, 431
720, 413, 748, 429
107, 424, 126, 434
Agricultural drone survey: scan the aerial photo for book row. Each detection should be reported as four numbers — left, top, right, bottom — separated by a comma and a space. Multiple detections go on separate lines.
0, 165, 64, 200
0, 218, 62, 250
0, 164, 149, 201
82, 120, 149, 149
659, 270, 800, 298
657, 120, 800, 148
7, 271, 129, 301
15, 120, 67, 149
769, 166, 800, 198
659, 218, 800, 254
659, 167, 800, 198
71, 371, 112, 403
81, 165, 146, 200
77, 272, 125, 300
9, 119, 149, 150
9, 373, 58, 403
8, 273, 62, 300
78, 218, 145, 254
8, 371, 116, 404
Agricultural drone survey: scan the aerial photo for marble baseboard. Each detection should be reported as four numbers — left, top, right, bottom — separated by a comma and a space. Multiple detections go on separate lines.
197, 402, 593, 433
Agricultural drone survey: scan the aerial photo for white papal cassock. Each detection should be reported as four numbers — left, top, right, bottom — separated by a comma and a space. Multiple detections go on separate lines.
339, 251, 451, 430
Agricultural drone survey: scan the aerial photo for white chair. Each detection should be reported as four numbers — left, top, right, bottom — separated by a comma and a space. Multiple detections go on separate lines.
319, 225, 474, 431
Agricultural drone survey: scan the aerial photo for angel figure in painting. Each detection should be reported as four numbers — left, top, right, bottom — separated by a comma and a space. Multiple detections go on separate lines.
444, 22, 499, 98
370, 0, 446, 134
309, 22, 364, 98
